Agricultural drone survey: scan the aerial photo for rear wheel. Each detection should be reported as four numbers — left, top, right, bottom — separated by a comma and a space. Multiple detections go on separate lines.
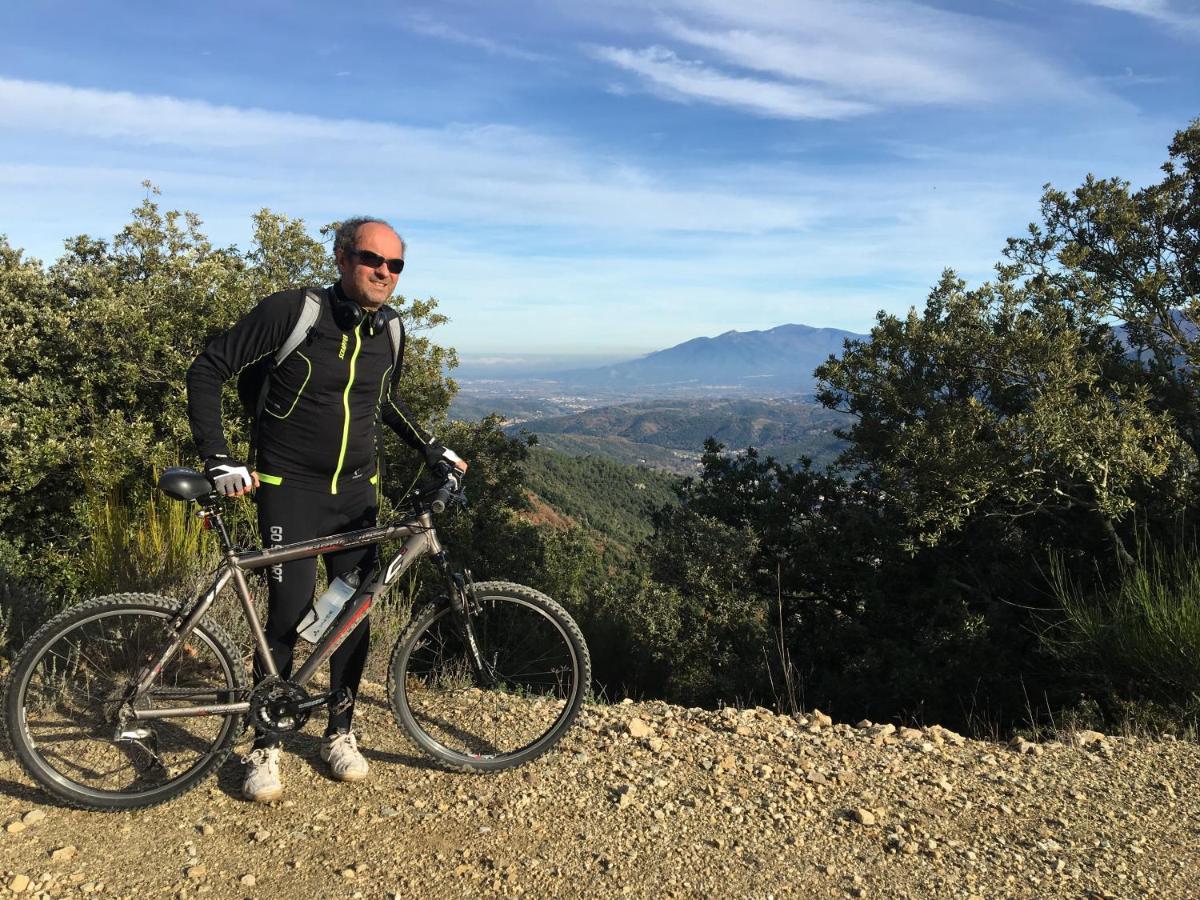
387, 581, 590, 771
4, 594, 247, 810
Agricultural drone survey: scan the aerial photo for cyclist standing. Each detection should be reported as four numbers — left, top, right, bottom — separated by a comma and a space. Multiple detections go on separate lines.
186, 217, 466, 803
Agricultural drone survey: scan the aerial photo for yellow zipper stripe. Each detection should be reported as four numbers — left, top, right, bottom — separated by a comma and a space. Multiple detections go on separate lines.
330, 325, 363, 495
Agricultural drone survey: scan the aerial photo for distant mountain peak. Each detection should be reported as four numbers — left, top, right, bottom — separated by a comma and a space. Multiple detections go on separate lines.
553, 322, 869, 396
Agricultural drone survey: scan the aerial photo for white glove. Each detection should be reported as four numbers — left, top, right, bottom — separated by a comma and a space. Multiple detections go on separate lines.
204, 455, 253, 496
426, 444, 467, 473
439, 447, 466, 470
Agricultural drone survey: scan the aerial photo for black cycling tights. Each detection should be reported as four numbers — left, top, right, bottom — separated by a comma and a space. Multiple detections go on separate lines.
252, 477, 378, 748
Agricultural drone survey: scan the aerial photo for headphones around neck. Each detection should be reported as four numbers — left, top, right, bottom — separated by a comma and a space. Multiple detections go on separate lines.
331, 289, 388, 333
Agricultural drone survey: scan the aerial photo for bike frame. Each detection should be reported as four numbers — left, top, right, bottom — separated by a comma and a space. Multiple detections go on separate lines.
124, 505, 451, 723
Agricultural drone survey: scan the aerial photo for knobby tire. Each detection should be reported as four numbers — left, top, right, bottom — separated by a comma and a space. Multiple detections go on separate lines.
4, 594, 247, 811
387, 581, 590, 772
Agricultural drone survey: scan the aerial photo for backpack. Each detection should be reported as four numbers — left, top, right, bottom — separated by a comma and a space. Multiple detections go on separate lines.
237, 288, 404, 467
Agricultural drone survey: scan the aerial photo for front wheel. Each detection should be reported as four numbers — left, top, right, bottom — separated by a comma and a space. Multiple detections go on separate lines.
387, 581, 590, 772
4, 594, 248, 810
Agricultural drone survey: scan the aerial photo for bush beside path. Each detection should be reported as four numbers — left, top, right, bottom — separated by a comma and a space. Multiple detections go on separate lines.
2, 680, 1198, 898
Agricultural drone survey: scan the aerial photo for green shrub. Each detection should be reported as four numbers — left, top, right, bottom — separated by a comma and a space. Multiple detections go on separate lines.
1046, 540, 1200, 705
81, 480, 219, 595
0, 566, 55, 670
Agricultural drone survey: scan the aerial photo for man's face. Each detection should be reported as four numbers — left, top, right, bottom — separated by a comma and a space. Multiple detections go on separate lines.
335, 222, 405, 311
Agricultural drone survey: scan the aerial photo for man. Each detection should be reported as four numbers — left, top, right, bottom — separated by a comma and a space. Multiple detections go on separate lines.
187, 217, 465, 803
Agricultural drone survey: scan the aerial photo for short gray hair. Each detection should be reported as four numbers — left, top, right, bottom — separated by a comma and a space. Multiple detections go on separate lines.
333, 217, 405, 257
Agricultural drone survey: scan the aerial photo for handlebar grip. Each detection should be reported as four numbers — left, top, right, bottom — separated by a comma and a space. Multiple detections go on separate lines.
428, 474, 460, 513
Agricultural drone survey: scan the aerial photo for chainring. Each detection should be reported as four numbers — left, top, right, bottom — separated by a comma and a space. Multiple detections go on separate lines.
248, 677, 312, 735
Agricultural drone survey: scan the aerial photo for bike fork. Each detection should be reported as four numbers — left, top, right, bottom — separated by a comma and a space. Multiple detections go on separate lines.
448, 569, 494, 687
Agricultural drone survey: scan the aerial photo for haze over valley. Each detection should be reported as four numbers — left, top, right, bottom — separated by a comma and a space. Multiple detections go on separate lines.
450, 323, 863, 473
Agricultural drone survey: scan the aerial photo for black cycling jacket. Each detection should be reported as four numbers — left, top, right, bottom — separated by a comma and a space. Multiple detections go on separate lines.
187, 284, 443, 494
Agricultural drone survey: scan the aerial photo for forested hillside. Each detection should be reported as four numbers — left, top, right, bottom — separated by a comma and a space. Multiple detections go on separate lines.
523, 433, 701, 474
521, 448, 680, 550
512, 397, 846, 470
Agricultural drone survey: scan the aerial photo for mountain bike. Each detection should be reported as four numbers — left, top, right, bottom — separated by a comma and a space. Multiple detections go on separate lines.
3, 465, 591, 811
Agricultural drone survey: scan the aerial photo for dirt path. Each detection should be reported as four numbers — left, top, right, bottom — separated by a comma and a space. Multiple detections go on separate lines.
2, 680, 1198, 899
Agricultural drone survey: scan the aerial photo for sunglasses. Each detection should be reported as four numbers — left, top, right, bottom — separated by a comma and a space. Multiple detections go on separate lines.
350, 248, 405, 275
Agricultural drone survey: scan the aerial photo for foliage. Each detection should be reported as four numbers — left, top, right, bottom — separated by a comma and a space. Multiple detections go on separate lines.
800, 119, 1200, 727
1003, 124, 1200, 454
816, 270, 1191, 560
521, 448, 681, 550
81, 480, 219, 595
0, 566, 54, 669
632, 506, 767, 705
1046, 539, 1200, 709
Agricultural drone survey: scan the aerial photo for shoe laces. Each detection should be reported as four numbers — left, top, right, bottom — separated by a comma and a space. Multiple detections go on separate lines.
328, 731, 358, 754
245, 746, 280, 773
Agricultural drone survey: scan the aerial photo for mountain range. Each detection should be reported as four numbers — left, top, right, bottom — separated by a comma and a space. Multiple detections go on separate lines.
454, 323, 869, 399
548, 323, 866, 395
451, 323, 864, 472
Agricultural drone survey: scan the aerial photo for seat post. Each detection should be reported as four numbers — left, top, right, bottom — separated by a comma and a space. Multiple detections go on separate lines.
199, 497, 237, 553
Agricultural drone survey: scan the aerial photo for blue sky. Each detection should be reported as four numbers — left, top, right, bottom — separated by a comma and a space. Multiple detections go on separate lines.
1, 1, 1197, 355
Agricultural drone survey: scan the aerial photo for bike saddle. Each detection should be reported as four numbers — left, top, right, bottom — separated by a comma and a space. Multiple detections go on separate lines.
158, 467, 213, 502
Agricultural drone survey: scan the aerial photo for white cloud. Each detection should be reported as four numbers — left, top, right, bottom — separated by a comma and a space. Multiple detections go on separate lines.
588, 0, 1103, 118
0, 77, 812, 233
1082, 0, 1200, 32
404, 15, 549, 61
591, 46, 873, 120
657, 17, 982, 105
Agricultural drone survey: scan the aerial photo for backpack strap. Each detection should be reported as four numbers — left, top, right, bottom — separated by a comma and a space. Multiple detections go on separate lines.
248, 288, 324, 468
275, 289, 323, 366
384, 314, 403, 383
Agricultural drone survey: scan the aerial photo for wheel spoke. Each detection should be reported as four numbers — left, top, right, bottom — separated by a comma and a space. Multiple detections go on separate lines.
6, 597, 246, 809
390, 584, 589, 769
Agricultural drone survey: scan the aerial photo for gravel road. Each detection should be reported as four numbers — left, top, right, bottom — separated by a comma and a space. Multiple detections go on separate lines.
2, 679, 1198, 898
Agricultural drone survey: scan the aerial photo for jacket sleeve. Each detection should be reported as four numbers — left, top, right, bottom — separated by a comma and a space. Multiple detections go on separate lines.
383, 394, 445, 464
378, 316, 446, 465
186, 291, 301, 460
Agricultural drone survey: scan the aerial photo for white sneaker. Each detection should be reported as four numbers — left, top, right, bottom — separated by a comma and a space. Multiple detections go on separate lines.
242, 746, 282, 803
320, 730, 369, 782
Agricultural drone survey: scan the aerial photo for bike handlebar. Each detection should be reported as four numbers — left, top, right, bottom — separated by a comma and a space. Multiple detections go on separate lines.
425, 465, 464, 514
161, 463, 465, 518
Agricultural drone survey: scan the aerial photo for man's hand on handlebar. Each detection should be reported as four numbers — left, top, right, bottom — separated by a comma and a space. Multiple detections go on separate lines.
427, 458, 468, 513
437, 446, 469, 474
203, 455, 259, 497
